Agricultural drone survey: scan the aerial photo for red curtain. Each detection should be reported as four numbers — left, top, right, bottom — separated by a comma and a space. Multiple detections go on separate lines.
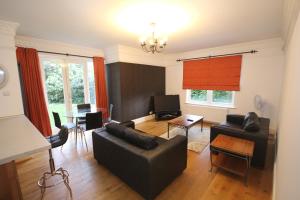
183, 55, 242, 91
93, 57, 109, 120
16, 47, 52, 137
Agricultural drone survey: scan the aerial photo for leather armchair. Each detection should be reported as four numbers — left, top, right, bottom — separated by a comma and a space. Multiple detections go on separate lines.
210, 114, 270, 168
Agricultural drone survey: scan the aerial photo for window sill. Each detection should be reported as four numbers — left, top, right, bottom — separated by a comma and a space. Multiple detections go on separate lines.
185, 102, 236, 109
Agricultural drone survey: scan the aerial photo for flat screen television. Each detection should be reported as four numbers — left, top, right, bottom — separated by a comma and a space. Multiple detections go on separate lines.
154, 95, 180, 113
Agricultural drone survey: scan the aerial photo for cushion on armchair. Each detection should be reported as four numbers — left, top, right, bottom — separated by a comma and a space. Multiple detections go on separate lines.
243, 112, 260, 132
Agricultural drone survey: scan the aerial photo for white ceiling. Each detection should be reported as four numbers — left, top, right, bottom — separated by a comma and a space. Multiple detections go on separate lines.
0, 0, 283, 53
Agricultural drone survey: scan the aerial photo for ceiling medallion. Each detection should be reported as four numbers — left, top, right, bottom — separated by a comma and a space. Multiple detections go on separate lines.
140, 23, 167, 54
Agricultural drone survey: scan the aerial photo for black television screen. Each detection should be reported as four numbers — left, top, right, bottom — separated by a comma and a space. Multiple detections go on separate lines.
154, 95, 180, 112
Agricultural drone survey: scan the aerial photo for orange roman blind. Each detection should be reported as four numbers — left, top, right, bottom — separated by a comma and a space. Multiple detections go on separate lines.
182, 55, 242, 91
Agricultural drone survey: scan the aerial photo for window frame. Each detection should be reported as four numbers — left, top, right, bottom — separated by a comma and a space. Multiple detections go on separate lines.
186, 89, 235, 108
39, 53, 96, 114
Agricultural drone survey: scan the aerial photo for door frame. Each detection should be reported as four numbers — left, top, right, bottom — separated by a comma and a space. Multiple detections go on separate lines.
39, 53, 93, 124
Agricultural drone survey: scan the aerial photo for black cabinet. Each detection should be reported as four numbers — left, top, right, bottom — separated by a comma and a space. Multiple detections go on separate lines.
106, 62, 165, 122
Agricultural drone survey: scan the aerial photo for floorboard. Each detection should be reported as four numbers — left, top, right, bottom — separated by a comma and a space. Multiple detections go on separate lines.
16, 120, 274, 200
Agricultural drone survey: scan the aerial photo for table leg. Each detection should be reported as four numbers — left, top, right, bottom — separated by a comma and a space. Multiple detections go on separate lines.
186, 128, 189, 137
244, 156, 250, 186
201, 119, 204, 132
167, 123, 170, 138
75, 118, 78, 146
209, 151, 213, 172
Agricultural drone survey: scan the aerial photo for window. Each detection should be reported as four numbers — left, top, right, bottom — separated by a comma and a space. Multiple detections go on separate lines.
186, 89, 235, 107
40, 55, 96, 128
43, 60, 67, 126
87, 61, 96, 105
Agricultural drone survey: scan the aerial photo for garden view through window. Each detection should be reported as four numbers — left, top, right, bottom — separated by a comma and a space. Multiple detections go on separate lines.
41, 56, 96, 127
187, 90, 234, 107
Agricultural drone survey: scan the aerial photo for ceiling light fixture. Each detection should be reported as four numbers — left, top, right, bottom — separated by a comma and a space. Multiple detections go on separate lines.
139, 23, 167, 54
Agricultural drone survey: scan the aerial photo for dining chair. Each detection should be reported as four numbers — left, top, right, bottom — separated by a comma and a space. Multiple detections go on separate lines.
77, 103, 91, 112
52, 112, 76, 133
78, 111, 103, 151
76, 104, 91, 124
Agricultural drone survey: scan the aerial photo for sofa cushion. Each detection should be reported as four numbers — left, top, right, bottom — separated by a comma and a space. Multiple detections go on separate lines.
105, 123, 126, 138
123, 128, 158, 150
243, 112, 260, 132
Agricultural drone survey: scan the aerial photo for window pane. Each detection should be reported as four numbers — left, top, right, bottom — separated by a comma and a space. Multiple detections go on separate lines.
191, 90, 207, 101
69, 63, 84, 110
87, 61, 96, 106
43, 60, 67, 127
212, 91, 233, 104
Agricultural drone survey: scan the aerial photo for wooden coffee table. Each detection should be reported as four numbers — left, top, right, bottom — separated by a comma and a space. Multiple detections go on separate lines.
167, 114, 204, 138
210, 134, 254, 186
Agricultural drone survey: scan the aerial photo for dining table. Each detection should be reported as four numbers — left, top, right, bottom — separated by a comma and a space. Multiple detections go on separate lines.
65, 107, 107, 144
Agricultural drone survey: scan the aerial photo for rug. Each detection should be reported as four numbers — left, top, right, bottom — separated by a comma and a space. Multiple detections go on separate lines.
159, 126, 210, 153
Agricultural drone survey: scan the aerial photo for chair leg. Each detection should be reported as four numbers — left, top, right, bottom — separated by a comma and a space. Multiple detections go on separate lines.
40, 173, 47, 200
82, 132, 88, 151
80, 129, 83, 144
38, 150, 73, 199
49, 149, 55, 173
63, 174, 73, 199
57, 168, 73, 199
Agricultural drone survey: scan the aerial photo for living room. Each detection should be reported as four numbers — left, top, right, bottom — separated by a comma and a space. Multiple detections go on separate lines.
0, 0, 299, 200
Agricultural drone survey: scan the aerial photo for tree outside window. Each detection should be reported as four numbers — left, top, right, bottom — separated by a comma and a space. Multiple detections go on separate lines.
187, 89, 234, 107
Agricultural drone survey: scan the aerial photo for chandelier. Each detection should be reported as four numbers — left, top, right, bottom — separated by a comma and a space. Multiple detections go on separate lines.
140, 23, 167, 54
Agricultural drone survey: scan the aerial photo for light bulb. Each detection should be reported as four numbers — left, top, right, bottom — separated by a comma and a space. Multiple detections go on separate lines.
139, 36, 146, 43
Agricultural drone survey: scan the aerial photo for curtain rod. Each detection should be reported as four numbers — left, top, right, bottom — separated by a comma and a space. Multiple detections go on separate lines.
15, 46, 93, 59
176, 50, 258, 62
38, 50, 93, 59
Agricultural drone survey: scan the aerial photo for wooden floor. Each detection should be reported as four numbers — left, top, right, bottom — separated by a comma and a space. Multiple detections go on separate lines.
16, 120, 274, 200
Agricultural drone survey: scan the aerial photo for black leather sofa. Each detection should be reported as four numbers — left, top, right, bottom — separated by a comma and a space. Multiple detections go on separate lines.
210, 114, 270, 168
92, 122, 187, 200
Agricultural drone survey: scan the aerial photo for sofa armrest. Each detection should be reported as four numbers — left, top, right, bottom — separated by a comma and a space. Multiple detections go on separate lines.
226, 114, 245, 126
146, 135, 187, 163
120, 120, 135, 129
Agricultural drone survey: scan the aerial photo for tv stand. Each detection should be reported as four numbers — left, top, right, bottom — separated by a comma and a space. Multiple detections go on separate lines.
155, 111, 182, 120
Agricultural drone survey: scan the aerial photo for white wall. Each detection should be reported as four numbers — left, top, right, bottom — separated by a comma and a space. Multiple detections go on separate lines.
165, 38, 284, 131
15, 35, 104, 58
275, 12, 300, 200
0, 20, 23, 117
104, 45, 165, 66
